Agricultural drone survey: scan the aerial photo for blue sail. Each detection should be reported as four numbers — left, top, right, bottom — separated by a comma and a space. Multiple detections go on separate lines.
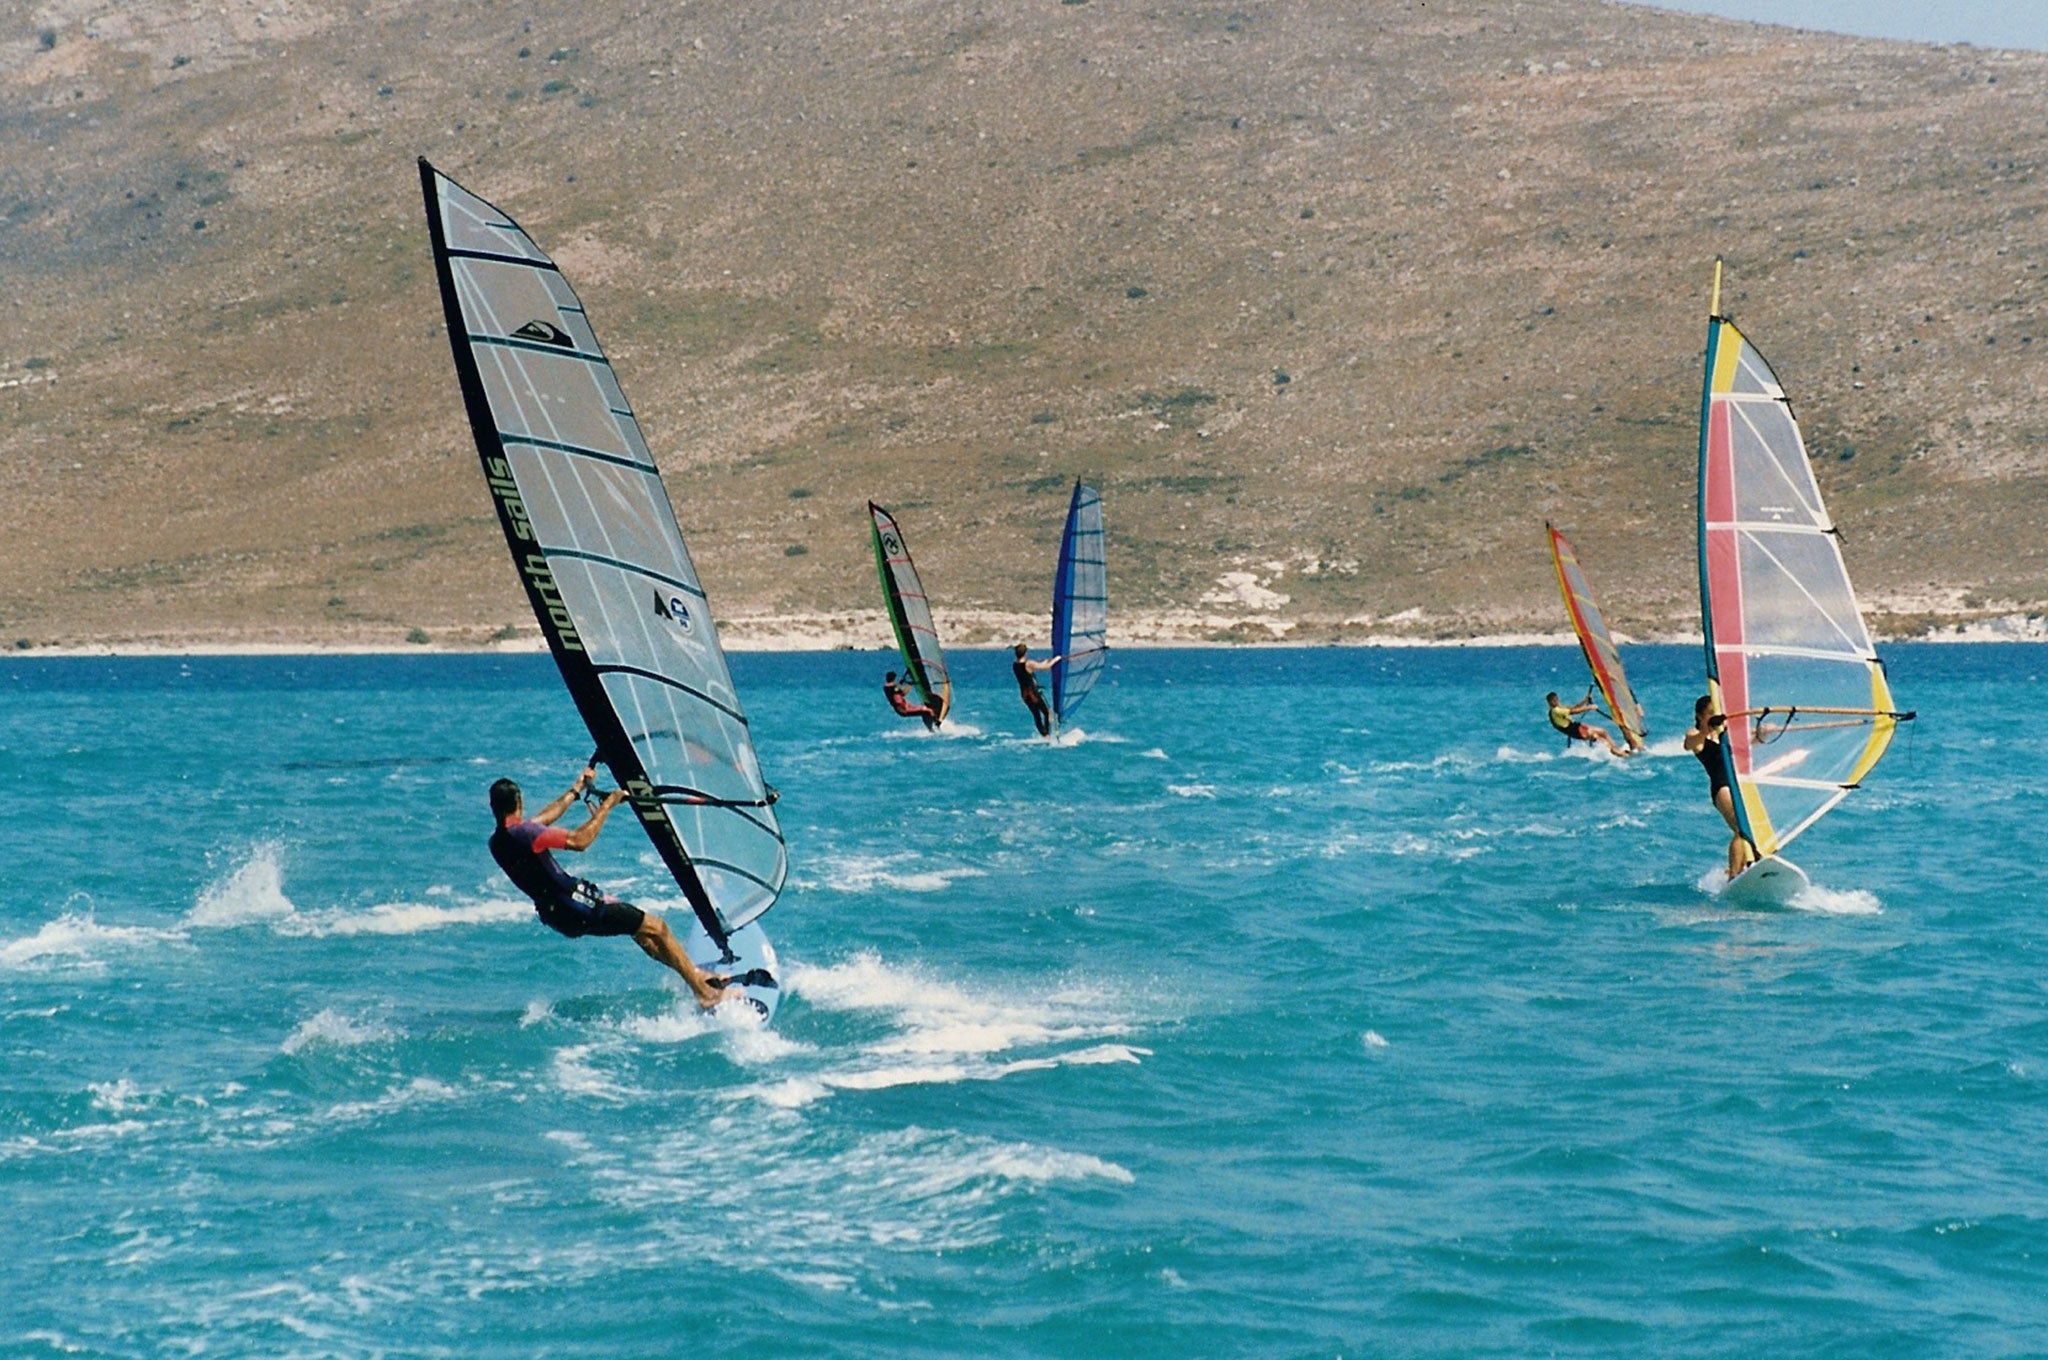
1050, 481, 1108, 724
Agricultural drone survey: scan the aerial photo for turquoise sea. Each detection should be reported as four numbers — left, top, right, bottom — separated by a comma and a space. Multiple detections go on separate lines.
3, 644, 2044, 1357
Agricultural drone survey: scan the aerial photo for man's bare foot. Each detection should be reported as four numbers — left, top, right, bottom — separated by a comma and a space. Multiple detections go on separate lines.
691, 975, 738, 1009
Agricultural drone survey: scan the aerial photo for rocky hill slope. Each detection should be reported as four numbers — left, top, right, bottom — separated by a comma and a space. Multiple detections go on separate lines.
4, 0, 2045, 648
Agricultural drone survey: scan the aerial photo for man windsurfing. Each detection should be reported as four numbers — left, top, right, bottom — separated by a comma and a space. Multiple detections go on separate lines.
489, 767, 737, 1008
882, 671, 941, 730
1546, 688, 1631, 758
1013, 642, 1061, 738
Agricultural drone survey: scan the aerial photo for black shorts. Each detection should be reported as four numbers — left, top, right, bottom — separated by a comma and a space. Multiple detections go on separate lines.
536, 884, 646, 939
1566, 722, 1593, 742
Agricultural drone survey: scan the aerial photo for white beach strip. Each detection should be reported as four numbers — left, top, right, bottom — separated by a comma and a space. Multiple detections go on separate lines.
21, 603, 2048, 657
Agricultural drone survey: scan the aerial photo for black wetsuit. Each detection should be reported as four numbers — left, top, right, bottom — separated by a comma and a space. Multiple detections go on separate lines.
1014, 658, 1052, 736
489, 818, 645, 939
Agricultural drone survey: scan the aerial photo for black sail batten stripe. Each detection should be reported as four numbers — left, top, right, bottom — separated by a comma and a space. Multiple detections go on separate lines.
592, 663, 751, 726
540, 548, 709, 600
650, 782, 779, 810
421, 159, 734, 949
472, 333, 610, 366
498, 432, 659, 476
686, 856, 782, 894
729, 803, 783, 839
652, 790, 784, 837
443, 245, 562, 272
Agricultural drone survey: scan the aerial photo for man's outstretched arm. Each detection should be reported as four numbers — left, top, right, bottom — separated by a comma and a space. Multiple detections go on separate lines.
531, 767, 596, 827
561, 789, 627, 852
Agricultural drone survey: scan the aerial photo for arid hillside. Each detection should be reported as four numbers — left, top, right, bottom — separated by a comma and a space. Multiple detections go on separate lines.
4, 0, 2046, 647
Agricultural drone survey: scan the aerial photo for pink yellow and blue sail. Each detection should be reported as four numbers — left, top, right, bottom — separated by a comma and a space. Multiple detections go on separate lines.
1696, 261, 1911, 859
1545, 522, 1646, 750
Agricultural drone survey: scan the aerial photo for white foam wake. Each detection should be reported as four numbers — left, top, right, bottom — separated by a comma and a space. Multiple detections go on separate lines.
278, 899, 532, 937
1791, 883, 1883, 916
746, 1043, 1150, 1110
281, 1009, 399, 1054
188, 842, 532, 937
1695, 868, 1883, 916
187, 842, 296, 927
0, 913, 187, 969
548, 1121, 1136, 1280
730, 951, 1147, 1109
799, 854, 986, 896
883, 719, 982, 739
613, 1002, 816, 1066
793, 952, 1116, 1054
1494, 742, 1608, 765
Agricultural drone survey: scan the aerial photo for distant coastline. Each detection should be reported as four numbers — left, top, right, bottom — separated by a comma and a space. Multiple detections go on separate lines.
14, 609, 2047, 659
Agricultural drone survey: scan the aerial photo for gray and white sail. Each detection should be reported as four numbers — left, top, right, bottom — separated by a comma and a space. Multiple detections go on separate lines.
420, 160, 784, 943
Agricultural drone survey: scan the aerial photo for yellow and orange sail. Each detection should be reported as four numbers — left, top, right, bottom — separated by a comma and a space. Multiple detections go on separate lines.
1546, 523, 1646, 751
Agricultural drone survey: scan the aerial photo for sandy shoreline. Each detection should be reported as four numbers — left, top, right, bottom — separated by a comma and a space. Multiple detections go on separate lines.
14, 608, 2048, 658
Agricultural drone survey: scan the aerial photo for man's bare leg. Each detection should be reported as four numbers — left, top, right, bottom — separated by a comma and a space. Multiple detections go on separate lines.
632, 913, 732, 1008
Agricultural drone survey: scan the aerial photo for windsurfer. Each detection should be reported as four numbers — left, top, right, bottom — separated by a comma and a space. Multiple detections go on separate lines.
1684, 695, 1757, 879
1546, 689, 1630, 757
488, 770, 736, 1007
1013, 643, 1061, 737
883, 671, 941, 730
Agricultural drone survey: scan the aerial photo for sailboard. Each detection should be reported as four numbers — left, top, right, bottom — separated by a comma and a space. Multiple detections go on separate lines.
1545, 522, 1646, 751
867, 502, 951, 724
421, 160, 786, 1017
1696, 260, 1913, 902
1049, 481, 1108, 729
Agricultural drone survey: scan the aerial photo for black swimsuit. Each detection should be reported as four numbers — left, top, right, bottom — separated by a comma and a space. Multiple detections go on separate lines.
1694, 731, 1732, 795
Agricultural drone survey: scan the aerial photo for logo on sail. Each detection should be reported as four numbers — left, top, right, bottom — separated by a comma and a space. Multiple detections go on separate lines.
654, 589, 693, 633
881, 531, 903, 556
521, 553, 583, 652
510, 320, 574, 347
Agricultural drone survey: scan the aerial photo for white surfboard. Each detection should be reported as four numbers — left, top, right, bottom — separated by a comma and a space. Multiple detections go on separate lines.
1717, 854, 1810, 908
683, 917, 780, 1022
